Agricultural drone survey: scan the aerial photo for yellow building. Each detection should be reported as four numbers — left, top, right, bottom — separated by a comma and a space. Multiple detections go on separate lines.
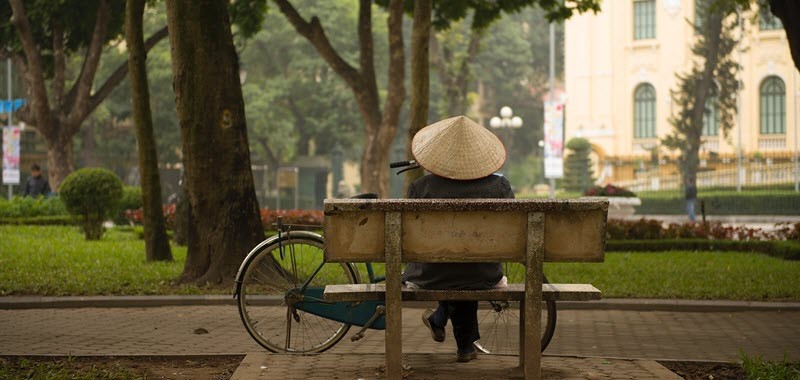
564, 0, 798, 189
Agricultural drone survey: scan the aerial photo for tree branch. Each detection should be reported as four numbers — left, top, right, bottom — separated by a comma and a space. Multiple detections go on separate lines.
67, 0, 112, 128
358, 0, 377, 97
8, 0, 53, 134
273, 0, 362, 89
83, 26, 169, 121
51, 19, 66, 110
379, 0, 405, 135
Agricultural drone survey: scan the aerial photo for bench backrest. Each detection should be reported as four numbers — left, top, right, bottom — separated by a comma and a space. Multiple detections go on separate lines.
323, 199, 608, 263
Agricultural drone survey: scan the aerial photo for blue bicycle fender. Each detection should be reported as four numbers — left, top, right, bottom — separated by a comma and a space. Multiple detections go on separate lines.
295, 287, 386, 330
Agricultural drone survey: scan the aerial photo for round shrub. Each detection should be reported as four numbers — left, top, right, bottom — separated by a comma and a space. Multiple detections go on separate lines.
59, 168, 124, 240
113, 186, 143, 225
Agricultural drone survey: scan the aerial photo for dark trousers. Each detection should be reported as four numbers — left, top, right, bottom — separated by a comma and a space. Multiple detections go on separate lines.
429, 301, 479, 354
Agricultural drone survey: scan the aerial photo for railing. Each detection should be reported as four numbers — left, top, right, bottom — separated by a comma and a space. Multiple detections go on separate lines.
614, 161, 798, 191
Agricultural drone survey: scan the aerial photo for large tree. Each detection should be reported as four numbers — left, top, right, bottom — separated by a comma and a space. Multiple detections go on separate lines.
663, 0, 740, 193
766, 0, 800, 71
3, 0, 168, 188
404, 0, 433, 189
274, 0, 405, 197
126, 0, 172, 262
165, 0, 265, 284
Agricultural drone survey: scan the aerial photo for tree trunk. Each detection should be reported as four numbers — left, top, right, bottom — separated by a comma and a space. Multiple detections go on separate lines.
172, 170, 189, 246
404, 0, 432, 191
126, 0, 172, 262
166, 0, 265, 284
684, 11, 724, 192
45, 131, 75, 190
769, 0, 800, 72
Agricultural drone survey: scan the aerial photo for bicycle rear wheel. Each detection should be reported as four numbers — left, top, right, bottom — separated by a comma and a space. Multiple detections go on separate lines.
474, 262, 557, 354
237, 232, 359, 353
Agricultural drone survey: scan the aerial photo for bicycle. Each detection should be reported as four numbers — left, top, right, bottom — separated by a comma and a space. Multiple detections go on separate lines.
233, 160, 557, 355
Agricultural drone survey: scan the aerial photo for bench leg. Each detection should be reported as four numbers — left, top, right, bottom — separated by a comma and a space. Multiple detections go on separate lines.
523, 212, 544, 380
385, 212, 403, 380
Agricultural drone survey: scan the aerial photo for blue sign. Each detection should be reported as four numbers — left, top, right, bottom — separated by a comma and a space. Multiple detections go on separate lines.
0, 99, 26, 113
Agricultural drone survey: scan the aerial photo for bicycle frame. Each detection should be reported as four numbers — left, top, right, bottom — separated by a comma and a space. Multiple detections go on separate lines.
233, 230, 388, 330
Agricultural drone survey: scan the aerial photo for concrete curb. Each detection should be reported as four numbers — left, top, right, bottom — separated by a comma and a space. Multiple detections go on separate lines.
2, 295, 799, 312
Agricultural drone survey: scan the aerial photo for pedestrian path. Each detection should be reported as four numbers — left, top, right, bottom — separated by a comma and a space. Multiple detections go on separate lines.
2, 305, 798, 362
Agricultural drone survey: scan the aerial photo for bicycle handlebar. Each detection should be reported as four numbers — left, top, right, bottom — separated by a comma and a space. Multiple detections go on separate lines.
389, 160, 415, 168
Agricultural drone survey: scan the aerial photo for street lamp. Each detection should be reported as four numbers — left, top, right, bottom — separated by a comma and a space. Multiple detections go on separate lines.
489, 106, 523, 129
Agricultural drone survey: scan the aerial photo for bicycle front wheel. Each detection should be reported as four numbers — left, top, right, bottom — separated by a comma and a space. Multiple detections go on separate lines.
474, 263, 557, 355
237, 232, 359, 353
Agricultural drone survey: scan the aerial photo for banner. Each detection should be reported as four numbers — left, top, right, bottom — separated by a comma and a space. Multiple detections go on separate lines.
543, 101, 565, 179
3, 125, 21, 185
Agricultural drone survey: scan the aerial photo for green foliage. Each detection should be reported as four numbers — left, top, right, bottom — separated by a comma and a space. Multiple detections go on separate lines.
0, 196, 67, 217
239, 0, 364, 168
563, 137, 594, 192
740, 353, 800, 380
0, 1, 126, 75
544, 251, 800, 300
504, 155, 545, 193
0, 215, 76, 226
662, 0, 740, 180
0, 357, 144, 380
605, 239, 800, 260
636, 191, 800, 215
229, 0, 269, 39
420, 0, 601, 30
59, 168, 124, 240
113, 186, 143, 225
0, 226, 195, 296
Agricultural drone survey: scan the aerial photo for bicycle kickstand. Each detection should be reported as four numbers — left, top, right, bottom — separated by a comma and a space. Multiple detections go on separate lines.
350, 305, 386, 342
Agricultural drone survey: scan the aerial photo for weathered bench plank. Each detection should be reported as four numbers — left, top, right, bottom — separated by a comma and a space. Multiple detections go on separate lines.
323, 283, 602, 302
323, 199, 608, 263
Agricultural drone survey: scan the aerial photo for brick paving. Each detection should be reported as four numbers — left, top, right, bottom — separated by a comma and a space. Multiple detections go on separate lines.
231, 353, 682, 379
1, 306, 798, 362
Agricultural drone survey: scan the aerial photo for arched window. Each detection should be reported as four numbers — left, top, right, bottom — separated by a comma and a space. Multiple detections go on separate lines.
702, 97, 718, 136
634, 84, 657, 139
760, 76, 785, 135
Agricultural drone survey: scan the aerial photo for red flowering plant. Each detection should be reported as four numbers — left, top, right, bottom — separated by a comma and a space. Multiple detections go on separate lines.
260, 209, 324, 230
583, 184, 637, 197
607, 218, 796, 241
123, 204, 177, 229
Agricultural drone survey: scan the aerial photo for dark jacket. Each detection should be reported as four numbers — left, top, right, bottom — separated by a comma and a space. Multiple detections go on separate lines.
23, 175, 51, 198
401, 173, 514, 290
685, 182, 697, 200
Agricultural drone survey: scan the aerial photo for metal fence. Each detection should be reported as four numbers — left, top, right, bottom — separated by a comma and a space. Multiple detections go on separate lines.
600, 152, 800, 193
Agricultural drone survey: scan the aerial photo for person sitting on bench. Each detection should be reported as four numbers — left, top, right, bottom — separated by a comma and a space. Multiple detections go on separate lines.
402, 115, 513, 363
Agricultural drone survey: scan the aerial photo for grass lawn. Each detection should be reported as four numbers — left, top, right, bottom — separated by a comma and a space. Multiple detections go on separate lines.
2, 225, 800, 300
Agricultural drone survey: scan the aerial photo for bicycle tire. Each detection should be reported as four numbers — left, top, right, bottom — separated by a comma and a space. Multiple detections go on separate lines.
237, 232, 359, 353
474, 263, 557, 354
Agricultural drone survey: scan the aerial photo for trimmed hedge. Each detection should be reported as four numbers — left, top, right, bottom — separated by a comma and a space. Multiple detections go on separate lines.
0, 196, 68, 218
636, 191, 800, 215
0, 216, 77, 225
605, 239, 800, 260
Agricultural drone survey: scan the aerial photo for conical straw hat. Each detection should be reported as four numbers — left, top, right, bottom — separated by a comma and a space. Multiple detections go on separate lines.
411, 115, 506, 180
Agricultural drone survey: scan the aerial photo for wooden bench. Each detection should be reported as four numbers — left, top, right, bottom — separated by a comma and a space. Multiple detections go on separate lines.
322, 198, 608, 380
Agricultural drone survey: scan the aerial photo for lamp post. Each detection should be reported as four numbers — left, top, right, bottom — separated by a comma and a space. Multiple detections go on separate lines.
489, 106, 524, 130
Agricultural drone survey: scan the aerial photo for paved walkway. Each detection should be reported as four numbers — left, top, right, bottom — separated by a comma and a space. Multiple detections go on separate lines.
2, 305, 798, 362
231, 353, 682, 379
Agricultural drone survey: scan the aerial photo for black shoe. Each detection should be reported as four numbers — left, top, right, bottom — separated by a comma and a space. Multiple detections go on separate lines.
422, 309, 445, 343
456, 350, 478, 363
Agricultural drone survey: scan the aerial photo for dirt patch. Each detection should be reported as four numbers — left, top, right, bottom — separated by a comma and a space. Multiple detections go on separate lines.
0, 355, 243, 380
659, 360, 746, 380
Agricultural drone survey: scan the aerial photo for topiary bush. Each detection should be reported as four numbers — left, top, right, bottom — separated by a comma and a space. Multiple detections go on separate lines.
59, 168, 124, 240
113, 186, 143, 225
563, 137, 595, 192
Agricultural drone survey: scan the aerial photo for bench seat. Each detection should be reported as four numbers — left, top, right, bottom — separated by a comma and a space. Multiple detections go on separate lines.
323, 283, 601, 302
